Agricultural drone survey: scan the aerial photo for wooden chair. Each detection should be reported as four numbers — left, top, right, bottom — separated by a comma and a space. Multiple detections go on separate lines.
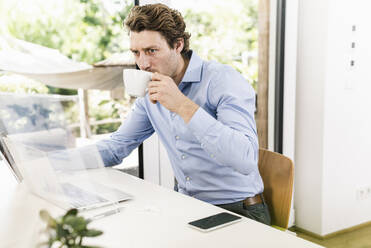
258, 148, 294, 229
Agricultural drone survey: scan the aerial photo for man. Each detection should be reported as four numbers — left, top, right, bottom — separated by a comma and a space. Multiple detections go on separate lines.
97, 3, 271, 225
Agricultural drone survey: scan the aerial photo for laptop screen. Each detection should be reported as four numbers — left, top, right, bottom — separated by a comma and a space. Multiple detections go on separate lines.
3, 138, 132, 210
0, 135, 22, 182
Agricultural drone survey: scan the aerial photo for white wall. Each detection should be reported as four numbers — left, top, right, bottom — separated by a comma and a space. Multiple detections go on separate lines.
143, 134, 174, 189
294, 0, 328, 234
268, 0, 277, 151
143, 134, 160, 185
282, 0, 298, 162
295, 0, 371, 235
283, 0, 299, 228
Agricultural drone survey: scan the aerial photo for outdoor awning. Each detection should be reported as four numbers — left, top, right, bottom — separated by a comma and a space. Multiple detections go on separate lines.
0, 36, 135, 90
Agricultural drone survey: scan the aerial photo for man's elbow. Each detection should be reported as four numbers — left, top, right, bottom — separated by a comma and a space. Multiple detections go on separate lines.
234, 145, 258, 175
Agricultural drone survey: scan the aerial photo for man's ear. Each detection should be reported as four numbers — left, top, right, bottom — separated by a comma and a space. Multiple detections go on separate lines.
174, 38, 184, 54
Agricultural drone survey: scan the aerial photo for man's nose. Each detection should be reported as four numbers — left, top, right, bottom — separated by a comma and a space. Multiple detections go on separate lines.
137, 54, 151, 71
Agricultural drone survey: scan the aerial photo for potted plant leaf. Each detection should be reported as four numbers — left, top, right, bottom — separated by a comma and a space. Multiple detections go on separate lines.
39, 208, 103, 248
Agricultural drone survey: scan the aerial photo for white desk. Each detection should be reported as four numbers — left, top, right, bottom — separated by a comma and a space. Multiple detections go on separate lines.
0, 168, 323, 248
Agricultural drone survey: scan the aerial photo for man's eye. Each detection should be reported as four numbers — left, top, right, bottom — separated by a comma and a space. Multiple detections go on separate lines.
149, 49, 156, 54
131, 51, 139, 56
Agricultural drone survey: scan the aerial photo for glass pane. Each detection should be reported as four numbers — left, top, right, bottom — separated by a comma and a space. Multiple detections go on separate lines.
173, 0, 259, 90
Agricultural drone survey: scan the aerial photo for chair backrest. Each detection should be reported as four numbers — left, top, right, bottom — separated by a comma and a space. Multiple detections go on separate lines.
258, 148, 294, 229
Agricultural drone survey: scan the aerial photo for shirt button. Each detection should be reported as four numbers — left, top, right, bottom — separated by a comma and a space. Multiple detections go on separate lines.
186, 177, 190, 181
200, 143, 204, 147
210, 154, 215, 158
181, 154, 186, 160
175, 135, 180, 140
171, 112, 176, 117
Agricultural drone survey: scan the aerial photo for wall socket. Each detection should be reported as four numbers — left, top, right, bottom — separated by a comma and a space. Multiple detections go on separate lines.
356, 186, 371, 201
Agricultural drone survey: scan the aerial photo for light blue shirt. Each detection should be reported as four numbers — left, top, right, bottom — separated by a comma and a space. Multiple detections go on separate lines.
97, 51, 263, 205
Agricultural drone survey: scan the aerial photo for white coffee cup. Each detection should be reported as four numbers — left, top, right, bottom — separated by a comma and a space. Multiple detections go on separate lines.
123, 69, 153, 97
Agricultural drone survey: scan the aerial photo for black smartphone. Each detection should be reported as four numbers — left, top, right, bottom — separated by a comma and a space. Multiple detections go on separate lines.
188, 212, 242, 232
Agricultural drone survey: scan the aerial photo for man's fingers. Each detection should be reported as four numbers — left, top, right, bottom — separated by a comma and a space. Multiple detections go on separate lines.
149, 92, 159, 104
147, 85, 159, 95
151, 72, 165, 81
148, 81, 160, 88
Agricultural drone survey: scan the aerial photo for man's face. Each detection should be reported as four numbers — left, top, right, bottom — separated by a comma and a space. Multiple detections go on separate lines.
129, 30, 181, 78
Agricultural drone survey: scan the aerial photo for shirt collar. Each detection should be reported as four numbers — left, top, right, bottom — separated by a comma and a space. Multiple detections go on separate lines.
181, 51, 202, 83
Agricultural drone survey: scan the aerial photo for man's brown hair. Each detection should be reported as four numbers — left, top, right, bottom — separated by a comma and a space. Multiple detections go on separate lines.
124, 4, 191, 57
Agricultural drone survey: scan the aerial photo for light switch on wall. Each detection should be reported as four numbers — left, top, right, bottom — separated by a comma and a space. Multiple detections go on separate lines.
345, 24, 357, 90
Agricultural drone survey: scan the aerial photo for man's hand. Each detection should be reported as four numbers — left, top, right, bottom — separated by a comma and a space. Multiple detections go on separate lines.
148, 72, 199, 123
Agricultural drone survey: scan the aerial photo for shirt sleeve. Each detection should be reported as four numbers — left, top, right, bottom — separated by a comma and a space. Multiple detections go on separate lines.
187, 66, 258, 175
96, 98, 154, 166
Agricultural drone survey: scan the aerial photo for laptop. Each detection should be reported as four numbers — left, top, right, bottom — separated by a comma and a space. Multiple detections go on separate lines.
1, 136, 133, 211
0, 134, 22, 182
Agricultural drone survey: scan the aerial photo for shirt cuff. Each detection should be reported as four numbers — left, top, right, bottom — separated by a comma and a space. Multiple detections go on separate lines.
187, 107, 217, 141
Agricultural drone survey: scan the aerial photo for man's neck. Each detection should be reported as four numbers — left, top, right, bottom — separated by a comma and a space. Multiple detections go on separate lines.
173, 56, 190, 86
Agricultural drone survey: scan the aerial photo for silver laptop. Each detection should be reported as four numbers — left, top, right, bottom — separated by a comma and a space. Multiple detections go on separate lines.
0, 135, 22, 182
1, 136, 132, 211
